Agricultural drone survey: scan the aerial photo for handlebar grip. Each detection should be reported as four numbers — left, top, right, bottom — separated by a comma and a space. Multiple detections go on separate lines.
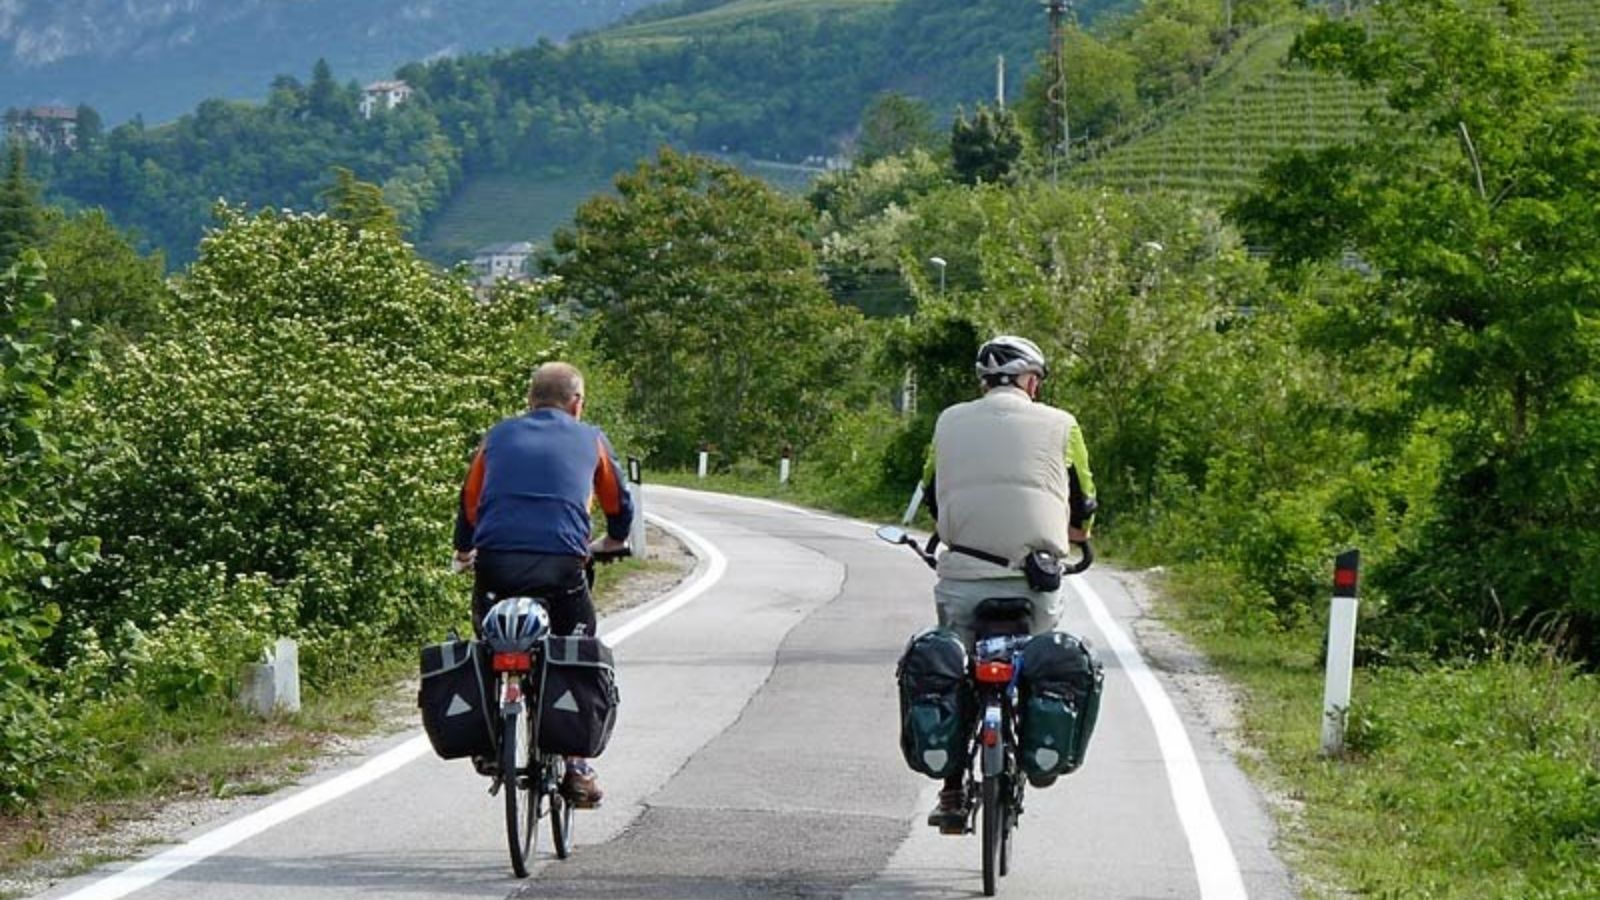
1065, 541, 1094, 575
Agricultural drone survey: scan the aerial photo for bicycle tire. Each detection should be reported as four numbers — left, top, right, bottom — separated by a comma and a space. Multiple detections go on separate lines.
981, 773, 1001, 897
550, 764, 574, 860
999, 773, 1016, 877
502, 708, 536, 878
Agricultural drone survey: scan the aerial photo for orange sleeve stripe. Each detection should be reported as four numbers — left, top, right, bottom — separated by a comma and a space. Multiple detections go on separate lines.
593, 439, 625, 516
462, 449, 487, 527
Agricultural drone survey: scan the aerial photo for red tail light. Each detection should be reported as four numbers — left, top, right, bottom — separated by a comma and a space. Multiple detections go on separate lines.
975, 661, 1014, 684
493, 651, 533, 672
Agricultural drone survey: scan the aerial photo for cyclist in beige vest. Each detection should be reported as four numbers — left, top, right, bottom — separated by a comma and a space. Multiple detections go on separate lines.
921, 335, 1097, 828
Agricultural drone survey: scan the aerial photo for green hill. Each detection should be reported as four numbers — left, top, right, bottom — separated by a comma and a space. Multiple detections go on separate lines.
1076, 1, 1600, 205
599, 0, 895, 44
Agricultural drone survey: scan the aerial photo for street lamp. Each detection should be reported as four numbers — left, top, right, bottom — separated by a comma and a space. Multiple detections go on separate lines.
928, 256, 947, 295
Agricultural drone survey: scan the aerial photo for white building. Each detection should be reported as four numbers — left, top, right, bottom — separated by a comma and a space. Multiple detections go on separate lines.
471, 242, 535, 284
359, 81, 414, 119
4, 106, 78, 153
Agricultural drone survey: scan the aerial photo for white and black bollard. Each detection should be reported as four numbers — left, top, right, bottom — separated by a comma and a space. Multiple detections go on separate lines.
779, 445, 792, 485
1321, 550, 1361, 756
697, 445, 709, 480
627, 456, 646, 559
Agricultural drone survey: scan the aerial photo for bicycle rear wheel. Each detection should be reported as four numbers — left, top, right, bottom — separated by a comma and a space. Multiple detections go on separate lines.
550, 765, 574, 860
502, 709, 537, 878
981, 773, 1001, 897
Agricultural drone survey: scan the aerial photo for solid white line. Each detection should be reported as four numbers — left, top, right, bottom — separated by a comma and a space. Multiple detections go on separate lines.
603, 511, 728, 646
54, 737, 431, 900
1071, 575, 1250, 900
58, 509, 728, 900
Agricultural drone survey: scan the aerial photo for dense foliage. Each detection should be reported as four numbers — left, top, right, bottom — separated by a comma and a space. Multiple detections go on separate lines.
548, 149, 871, 465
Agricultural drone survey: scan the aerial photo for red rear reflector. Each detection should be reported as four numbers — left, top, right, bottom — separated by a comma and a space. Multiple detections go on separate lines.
493, 652, 533, 672
975, 661, 1014, 684
981, 727, 998, 747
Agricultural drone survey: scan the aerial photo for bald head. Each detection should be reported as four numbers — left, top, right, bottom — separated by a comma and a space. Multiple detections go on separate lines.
528, 362, 585, 414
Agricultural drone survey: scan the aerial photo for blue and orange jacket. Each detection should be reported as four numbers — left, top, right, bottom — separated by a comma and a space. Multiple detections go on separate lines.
453, 408, 634, 557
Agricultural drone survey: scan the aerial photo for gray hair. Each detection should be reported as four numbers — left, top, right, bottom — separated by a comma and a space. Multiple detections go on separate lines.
528, 362, 584, 409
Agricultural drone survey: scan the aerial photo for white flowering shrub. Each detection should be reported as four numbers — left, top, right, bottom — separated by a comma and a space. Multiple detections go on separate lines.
54, 207, 567, 690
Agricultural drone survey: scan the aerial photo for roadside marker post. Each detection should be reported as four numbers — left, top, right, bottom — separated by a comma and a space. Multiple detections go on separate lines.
1321, 549, 1361, 757
697, 444, 709, 480
902, 481, 925, 525
627, 456, 646, 559
779, 445, 792, 485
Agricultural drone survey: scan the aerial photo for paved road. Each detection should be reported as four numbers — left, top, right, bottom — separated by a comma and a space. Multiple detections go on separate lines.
40, 486, 1295, 900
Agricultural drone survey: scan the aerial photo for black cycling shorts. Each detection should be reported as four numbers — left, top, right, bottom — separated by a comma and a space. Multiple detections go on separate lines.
472, 550, 596, 639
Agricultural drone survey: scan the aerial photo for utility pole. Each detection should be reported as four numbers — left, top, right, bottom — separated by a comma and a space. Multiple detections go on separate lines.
1045, 0, 1072, 184
997, 54, 1006, 107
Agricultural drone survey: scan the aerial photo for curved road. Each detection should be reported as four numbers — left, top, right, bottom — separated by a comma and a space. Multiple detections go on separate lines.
39, 486, 1295, 900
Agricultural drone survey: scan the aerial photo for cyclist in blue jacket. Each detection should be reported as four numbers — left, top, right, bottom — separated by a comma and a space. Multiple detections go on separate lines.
454, 361, 632, 806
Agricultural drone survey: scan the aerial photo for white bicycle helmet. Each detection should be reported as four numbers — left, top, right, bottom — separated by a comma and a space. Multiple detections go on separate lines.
975, 335, 1048, 384
481, 596, 551, 652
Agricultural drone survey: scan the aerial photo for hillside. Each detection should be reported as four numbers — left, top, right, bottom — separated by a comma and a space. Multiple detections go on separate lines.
0, 0, 656, 124
1076, 0, 1600, 205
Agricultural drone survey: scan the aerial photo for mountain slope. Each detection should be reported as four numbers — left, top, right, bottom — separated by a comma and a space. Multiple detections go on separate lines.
1076, 0, 1600, 205
0, 0, 657, 124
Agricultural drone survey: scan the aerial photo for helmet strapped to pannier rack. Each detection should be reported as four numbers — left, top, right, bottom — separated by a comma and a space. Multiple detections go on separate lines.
975, 335, 1048, 386
481, 596, 550, 653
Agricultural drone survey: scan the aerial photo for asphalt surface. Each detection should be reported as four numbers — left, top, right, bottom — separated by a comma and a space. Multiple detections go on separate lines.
38, 486, 1296, 900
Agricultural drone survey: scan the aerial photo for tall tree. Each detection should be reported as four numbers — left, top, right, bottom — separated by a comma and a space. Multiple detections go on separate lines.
1235, 0, 1600, 652
950, 104, 1025, 185
0, 143, 44, 272
548, 148, 867, 464
320, 167, 403, 238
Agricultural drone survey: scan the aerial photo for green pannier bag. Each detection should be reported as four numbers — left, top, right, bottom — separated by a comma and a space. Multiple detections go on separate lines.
1018, 631, 1104, 780
896, 629, 975, 779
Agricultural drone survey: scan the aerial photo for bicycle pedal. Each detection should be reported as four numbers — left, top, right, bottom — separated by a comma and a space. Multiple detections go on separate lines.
567, 797, 602, 810
938, 822, 967, 836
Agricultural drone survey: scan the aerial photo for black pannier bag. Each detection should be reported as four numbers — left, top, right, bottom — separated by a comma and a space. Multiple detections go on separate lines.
1018, 631, 1104, 780
535, 635, 620, 758
896, 628, 975, 779
418, 639, 497, 760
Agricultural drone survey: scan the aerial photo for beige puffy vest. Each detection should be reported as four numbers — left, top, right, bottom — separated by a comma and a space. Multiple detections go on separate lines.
933, 387, 1075, 580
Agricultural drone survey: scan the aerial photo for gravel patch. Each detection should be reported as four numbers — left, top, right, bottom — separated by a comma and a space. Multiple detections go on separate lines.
0, 524, 696, 900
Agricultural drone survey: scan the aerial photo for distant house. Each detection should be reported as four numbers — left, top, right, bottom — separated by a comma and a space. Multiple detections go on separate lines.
359, 80, 414, 119
471, 242, 535, 284
4, 106, 78, 153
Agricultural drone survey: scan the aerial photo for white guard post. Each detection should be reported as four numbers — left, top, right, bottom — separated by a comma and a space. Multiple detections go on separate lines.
697, 446, 709, 479
1321, 549, 1361, 756
627, 456, 646, 559
241, 637, 301, 716
779, 446, 792, 485
902, 481, 925, 525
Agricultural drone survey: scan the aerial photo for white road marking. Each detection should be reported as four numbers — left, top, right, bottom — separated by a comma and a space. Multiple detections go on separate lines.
58, 510, 728, 900
1071, 575, 1250, 900
603, 512, 727, 645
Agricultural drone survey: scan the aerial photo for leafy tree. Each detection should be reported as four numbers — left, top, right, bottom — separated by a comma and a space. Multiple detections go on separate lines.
73, 105, 104, 149
1235, 0, 1600, 653
856, 92, 939, 164
0, 143, 44, 272
37, 209, 169, 339
321, 166, 404, 238
548, 148, 868, 464
1018, 26, 1139, 148
307, 58, 348, 123
950, 104, 1025, 185
0, 253, 96, 808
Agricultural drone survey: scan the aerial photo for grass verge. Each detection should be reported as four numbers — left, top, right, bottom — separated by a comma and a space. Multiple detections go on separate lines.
1158, 565, 1600, 899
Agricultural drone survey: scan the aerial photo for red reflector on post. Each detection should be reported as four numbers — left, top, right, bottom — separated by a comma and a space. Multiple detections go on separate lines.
981, 727, 998, 747
492, 652, 533, 672
975, 661, 1014, 684
1333, 549, 1361, 598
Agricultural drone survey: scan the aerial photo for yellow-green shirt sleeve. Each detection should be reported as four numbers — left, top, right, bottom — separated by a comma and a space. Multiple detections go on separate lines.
1067, 421, 1096, 532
